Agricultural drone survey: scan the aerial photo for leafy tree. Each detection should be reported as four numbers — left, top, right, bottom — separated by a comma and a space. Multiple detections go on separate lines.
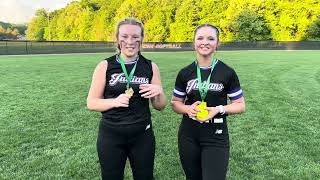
305, 16, 320, 40
264, 0, 320, 40
26, 8, 48, 40
229, 10, 271, 41
167, 0, 200, 42
197, 0, 230, 41
144, 0, 179, 42
90, 0, 124, 41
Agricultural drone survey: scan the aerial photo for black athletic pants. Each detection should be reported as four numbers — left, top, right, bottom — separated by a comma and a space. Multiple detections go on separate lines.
178, 118, 230, 180
97, 120, 155, 180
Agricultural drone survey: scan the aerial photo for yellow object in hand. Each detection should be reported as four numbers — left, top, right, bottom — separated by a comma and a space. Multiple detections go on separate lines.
196, 102, 209, 121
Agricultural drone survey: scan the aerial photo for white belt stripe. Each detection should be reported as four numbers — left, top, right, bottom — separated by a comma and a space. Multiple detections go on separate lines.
174, 89, 186, 96
228, 89, 242, 97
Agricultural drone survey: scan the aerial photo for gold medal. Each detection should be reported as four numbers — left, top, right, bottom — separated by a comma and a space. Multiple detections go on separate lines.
196, 102, 209, 121
125, 87, 134, 97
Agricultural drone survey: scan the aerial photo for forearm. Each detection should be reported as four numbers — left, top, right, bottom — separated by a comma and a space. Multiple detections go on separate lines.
87, 98, 115, 112
171, 100, 189, 114
224, 101, 245, 115
151, 92, 167, 111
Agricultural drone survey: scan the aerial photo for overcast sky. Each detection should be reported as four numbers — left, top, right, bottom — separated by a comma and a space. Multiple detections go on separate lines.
0, 0, 78, 24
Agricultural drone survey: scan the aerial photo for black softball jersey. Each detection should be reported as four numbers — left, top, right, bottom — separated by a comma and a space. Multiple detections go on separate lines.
101, 54, 153, 125
173, 60, 243, 135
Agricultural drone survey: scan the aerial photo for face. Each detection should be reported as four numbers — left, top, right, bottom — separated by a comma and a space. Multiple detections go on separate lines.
194, 26, 218, 57
118, 24, 142, 59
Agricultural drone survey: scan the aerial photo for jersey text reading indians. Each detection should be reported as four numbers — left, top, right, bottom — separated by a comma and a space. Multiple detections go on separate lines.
109, 73, 149, 86
186, 79, 224, 93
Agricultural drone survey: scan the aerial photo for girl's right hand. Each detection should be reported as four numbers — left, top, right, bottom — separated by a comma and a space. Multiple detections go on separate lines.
186, 101, 201, 118
113, 94, 130, 108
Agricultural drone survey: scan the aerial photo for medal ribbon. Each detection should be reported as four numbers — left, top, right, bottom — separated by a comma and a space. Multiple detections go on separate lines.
196, 58, 218, 101
118, 53, 138, 88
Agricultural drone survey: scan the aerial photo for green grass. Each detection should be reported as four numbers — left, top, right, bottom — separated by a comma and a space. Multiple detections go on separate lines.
0, 51, 320, 179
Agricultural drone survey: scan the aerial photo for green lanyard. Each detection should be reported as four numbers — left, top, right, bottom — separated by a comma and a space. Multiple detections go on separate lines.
118, 53, 138, 88
196, 59, 218, 101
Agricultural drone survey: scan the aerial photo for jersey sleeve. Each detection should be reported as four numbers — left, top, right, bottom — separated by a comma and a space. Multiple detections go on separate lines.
172, 70, 187, 99
226, 69, 243, 101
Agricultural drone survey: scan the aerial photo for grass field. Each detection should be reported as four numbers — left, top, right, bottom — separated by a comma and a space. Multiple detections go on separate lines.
1, 51, 320, 179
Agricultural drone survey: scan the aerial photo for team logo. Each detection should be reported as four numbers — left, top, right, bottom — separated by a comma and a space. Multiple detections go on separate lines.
109, 73, 149, 86
215, 129, 223, 134
186, 79, 224, 94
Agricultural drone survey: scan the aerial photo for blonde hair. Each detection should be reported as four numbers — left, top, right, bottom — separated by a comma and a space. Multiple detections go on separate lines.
116, 18, 144, 52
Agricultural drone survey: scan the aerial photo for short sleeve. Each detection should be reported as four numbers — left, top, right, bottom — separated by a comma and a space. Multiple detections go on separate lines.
226, 69, 243, 101
172, 70, 187, 99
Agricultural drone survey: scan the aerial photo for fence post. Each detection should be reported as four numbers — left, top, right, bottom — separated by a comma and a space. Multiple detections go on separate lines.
6, 40, 8, 55
25, 41, 28, 54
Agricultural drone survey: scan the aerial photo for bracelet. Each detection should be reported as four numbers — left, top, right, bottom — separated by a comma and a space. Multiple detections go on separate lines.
218, 105, 225, 115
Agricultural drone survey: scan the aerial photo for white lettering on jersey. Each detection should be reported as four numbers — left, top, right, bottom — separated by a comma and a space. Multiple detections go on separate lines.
186, 79, 224, 94
109, 73, 149, 86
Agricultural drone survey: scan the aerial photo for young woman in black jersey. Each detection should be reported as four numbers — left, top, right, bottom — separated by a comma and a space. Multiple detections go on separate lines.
171, 24, 245, 180
87, 18, 166, 180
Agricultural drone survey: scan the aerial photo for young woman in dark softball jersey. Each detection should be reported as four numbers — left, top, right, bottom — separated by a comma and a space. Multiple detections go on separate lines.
171, 24, 245, 180
87, 18, 166, 180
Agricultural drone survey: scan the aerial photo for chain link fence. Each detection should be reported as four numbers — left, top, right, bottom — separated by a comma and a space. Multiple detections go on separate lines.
1, 40, 320, 55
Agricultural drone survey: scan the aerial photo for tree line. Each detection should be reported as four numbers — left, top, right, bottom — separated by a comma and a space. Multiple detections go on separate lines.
0, 21, 27, 40
26, 0, 320, 42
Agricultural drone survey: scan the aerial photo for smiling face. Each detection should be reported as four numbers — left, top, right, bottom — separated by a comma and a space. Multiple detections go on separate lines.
117, 24, 142, 59
194, 26, 219, 57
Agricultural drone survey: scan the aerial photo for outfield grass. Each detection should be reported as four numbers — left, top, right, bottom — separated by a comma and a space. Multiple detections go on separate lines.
0, 51, 320, 179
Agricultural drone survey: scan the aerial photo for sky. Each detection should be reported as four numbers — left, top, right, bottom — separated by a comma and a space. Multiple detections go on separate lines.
0, 0, 78, 24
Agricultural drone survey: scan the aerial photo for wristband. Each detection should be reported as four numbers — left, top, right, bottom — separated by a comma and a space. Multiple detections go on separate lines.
218, 105, 225, 115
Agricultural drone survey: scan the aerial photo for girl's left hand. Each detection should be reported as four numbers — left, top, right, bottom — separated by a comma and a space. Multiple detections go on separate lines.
139, 84, 163, 98
200, 106, 220, 122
